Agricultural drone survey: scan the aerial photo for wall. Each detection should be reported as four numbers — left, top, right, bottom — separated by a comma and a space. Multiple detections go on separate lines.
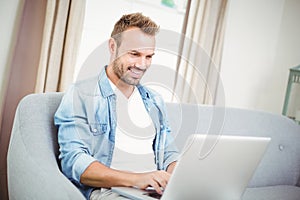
0, 0, 23, 131
220, 0, 300, 114
273, 0, 300, 117
0, 0, 23, 197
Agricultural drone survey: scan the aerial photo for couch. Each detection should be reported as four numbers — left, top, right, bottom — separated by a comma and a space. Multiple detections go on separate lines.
7, 92, 300, 199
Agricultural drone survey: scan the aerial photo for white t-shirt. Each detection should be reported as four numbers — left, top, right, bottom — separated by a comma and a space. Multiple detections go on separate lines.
109, 80, 157, 172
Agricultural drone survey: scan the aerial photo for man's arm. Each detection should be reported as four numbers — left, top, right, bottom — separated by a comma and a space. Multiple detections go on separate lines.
80, 161, 170, 194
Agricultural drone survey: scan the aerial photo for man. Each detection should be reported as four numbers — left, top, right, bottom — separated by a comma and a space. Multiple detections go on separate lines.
54, 13, 179, 200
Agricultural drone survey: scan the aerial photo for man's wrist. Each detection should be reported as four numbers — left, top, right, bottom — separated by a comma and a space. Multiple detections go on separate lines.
166, 161, 177, 174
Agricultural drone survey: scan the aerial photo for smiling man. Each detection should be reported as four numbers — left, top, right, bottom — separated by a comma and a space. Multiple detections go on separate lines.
107, 26, 155, 97
54, 13, 179, 200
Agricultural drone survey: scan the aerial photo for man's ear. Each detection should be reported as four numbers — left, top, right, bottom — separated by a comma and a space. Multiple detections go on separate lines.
108, 38, 117, 55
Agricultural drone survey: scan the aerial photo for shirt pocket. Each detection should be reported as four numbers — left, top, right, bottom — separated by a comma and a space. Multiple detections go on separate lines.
89, 123, 107, 136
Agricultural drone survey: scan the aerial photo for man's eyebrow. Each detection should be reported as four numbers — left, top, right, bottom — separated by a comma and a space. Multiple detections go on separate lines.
129, 50, 155, 56
129, 50, 140, 53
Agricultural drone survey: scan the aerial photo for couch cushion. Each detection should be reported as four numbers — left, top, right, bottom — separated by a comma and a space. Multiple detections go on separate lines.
166, 103, 300, 187
242, 185, 300, 200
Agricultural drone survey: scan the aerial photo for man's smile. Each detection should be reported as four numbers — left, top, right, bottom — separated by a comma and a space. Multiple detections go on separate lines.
128, 67, 145, 79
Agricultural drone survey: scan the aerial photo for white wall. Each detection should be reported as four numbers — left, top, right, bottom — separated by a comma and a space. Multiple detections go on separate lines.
0, 0, 22, 109
273, 0, 300, 117
220, 0, 300, 114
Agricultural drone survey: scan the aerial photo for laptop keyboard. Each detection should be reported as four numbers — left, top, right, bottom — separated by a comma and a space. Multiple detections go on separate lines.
143, 191, 162, 199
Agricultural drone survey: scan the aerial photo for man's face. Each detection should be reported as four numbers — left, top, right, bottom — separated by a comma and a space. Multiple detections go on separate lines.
112, 28, 156, 86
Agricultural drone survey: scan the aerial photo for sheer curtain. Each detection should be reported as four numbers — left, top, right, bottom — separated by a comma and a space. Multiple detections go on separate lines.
35, 0, 86, 93
173, 0, 228, 104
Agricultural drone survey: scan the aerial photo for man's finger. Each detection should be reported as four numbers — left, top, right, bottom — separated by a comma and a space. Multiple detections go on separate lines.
150, 181, 163, 195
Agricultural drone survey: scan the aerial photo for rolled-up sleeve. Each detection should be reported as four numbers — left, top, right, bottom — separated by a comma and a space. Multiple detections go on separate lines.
54, 86, 96, 184
162, 124, 180, 171
153, 94, 180, 171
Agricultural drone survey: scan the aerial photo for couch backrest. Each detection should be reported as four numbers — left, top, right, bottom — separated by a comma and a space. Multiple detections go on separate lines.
166, 103, 300, 187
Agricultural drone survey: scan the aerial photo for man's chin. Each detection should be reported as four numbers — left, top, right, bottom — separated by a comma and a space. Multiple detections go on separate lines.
130, 80, 140, 86
120, 77, 140, 86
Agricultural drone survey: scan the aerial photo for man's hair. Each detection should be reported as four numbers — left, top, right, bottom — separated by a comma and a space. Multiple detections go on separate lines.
111, 13, 159, 47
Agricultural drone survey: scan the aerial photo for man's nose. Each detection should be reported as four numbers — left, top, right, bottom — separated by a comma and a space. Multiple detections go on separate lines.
135, 57, 147, 69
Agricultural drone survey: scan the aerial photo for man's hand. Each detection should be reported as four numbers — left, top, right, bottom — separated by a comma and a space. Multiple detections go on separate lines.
81, 162, 173, 195
132, 170, 171, 195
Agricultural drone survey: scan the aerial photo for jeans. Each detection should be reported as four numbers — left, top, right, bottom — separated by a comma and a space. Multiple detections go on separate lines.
90, 189, 130, 200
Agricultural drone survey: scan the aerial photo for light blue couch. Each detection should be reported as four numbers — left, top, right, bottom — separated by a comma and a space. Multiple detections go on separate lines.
7, 92, 300, 199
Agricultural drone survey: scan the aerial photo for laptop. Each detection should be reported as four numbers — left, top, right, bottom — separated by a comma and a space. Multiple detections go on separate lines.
112, 134, 270, 200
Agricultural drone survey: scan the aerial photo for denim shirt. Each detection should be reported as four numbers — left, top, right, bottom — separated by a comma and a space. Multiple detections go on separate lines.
54, 67, 179, 199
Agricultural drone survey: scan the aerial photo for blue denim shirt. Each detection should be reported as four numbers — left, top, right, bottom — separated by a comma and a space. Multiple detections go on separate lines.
54, 67, 179, 199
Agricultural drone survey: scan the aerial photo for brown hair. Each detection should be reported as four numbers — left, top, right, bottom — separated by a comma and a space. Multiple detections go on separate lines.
111, 13, 159, 47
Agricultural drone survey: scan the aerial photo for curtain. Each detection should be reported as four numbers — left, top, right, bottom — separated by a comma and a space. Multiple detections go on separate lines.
0, 1, 47, 199
173, 0, 228, 104
35, 0, 86, 93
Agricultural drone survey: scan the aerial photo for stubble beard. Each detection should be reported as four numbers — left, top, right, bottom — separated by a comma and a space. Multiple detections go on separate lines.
112, 58, 141, 86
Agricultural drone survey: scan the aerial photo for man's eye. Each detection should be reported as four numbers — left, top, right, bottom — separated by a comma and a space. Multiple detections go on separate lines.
130, 52, 139, 56
146, 55, 153, 59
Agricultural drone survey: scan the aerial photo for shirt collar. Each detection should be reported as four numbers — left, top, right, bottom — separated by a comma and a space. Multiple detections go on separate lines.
98, 66, 115, 98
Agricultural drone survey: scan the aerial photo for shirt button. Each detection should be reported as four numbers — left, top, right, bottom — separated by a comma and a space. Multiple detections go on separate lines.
279, 144, 284, 151
92, 128, 97, 133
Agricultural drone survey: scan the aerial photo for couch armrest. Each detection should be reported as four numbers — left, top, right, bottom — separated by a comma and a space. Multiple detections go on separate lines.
7, 93, 85, 200
7, 120, 85, 200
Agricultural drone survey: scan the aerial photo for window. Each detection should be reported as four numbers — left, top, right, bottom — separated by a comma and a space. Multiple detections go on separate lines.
75, 0, 188, 102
